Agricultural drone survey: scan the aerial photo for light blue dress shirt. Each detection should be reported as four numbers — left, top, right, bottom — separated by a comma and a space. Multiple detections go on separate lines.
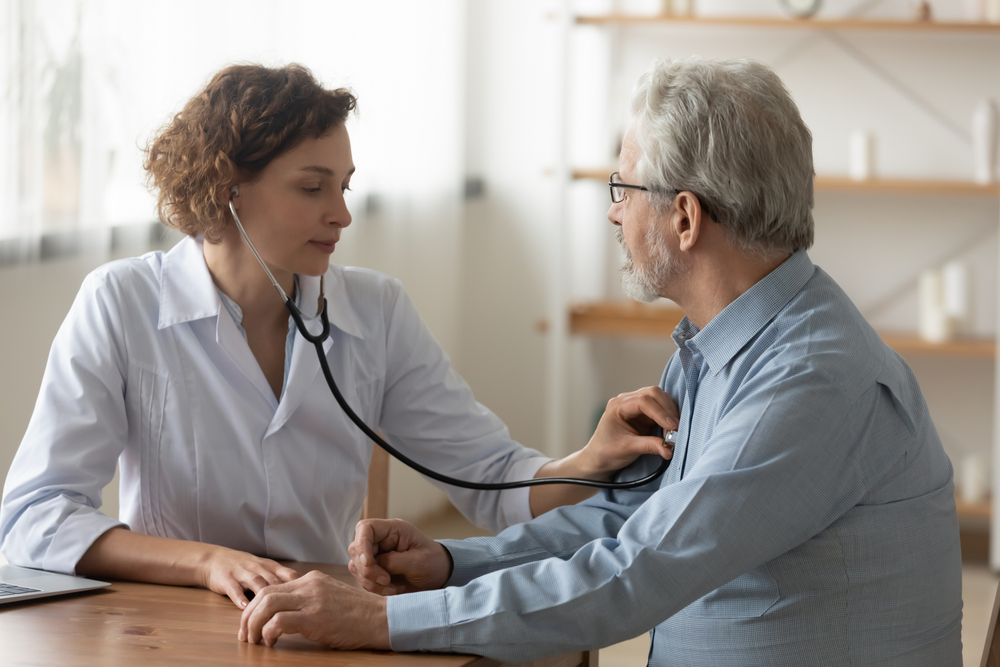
388, 251, 963, 666
0, 236, 549, 573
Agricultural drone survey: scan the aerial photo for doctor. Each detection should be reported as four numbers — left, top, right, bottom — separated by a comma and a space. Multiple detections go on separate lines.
0, 63, 677, 609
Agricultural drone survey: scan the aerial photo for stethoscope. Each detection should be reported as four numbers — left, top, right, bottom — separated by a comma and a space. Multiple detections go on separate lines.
227, 190, 671, 490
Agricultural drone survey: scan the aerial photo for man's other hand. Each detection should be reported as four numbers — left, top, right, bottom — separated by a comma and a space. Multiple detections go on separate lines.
348, 518, 453, 596
238, 570, 390, 649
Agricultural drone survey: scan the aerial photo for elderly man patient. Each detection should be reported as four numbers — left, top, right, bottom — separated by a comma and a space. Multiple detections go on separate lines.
238, 58, 962, 666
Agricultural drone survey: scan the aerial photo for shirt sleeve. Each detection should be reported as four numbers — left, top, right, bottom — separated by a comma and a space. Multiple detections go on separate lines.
377, 285, 551, 532
0, 272, 129, 574
387, 363, 905, 662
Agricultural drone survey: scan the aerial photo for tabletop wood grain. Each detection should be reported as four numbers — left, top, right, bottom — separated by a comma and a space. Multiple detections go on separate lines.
0, 562, 581, 667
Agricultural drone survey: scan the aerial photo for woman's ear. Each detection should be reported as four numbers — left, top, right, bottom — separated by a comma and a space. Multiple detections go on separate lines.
220, 182, 240, 210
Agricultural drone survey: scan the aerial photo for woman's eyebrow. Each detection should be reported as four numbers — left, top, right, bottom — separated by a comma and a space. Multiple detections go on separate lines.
299, 166, 334, 176
298, 166, 356, 177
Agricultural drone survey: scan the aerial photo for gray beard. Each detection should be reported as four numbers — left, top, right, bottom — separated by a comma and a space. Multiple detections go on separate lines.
616, 226, 679, 303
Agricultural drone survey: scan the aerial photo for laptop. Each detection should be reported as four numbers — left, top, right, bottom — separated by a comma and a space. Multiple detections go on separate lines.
0, 563, 110, 604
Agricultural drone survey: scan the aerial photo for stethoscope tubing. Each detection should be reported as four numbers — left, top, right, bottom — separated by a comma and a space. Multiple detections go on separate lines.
230, 196, 670, 491
288, 296, 670, 490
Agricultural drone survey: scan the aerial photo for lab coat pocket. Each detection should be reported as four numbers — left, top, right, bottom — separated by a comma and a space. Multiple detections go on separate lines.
125, 363, 169, 537
681, 564, 780, 618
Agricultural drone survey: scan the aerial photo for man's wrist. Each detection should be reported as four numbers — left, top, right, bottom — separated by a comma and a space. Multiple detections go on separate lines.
368, 595, 391, 650
437, 541, 455, 586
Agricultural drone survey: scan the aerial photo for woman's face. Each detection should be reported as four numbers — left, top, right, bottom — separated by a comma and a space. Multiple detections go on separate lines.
231, 123, 355, 277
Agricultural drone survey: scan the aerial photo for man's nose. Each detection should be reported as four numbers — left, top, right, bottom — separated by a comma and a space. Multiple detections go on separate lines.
607, 201, 623, 226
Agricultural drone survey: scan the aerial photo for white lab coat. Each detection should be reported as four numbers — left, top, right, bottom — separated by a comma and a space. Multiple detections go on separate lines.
0, 236, 548, 574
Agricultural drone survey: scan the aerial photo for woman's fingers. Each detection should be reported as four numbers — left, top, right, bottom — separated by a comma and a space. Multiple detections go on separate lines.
629, 391, 679, 429
225, 579, 251, 609
643, 434, 674, 460
610, 387, 679, 434
248, 574, 272, 592
203, 547, 305, 609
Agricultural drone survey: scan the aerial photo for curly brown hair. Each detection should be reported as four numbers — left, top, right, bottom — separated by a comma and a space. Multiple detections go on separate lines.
143, 63, 357, 242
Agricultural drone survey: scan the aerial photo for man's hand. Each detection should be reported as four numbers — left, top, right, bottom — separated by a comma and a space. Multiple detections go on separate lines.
348, 519, 452, 596
238, 570, 390, 649
580, 386, 680, 476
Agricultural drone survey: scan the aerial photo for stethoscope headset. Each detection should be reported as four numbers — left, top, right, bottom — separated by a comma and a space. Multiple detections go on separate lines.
227, 186, 671, 490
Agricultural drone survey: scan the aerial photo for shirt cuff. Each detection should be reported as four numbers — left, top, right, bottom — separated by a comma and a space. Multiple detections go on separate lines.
46, 508, 125, 575
439, 538, 498, 587
500, 456, 551, 526
387, 588, 451, 652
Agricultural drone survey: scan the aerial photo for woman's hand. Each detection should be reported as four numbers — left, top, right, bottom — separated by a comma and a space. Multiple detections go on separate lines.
76, 528, 301, 609
347, 519, 452, 596
199, 547, 302, 609
578, 385, 680, 476
528, 386, 679, 516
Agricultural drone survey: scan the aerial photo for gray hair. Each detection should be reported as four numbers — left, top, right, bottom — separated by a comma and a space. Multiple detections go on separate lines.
630, 58, 815, 254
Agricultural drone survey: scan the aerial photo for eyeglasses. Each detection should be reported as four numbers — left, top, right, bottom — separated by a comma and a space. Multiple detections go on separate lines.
609, 171, 717, 221
609, 172, 648, 204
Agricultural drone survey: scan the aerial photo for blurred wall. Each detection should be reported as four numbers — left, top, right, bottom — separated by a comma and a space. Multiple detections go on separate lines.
1, 0, 998, 538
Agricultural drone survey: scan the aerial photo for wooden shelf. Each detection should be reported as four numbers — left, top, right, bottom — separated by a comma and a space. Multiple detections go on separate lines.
569, 301, 996, 359
571, 168, 611, 181
570, 301, 684, 338
572, 168, 1000, 197
879, 333, 996, 359
813, 176, 1000, 197
575, 14, 1000, 33
957, 494, 992, 521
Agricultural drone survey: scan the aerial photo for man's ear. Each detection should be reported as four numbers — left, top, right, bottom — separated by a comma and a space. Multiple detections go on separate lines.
672, 191, 703, 252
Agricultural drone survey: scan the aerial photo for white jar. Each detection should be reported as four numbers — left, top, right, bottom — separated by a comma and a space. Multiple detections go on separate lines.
972, 99, 998, 183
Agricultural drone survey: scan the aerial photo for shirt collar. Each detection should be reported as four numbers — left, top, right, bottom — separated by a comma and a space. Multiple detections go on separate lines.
158, 236, 364, 339
672, 250, 815, 375
158, 236, 221, 329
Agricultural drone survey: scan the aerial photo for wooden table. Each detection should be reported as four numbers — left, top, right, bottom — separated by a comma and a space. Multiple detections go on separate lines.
0, 563, 591, 667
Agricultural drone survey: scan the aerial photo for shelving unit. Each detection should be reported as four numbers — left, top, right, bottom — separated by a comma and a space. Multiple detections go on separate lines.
560, 11, 1000, 548
575, 14, 1000, 33
570, 301, 996, 359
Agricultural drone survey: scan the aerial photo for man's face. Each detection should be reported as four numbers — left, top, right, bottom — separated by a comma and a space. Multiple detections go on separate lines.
609, 128, 684, 302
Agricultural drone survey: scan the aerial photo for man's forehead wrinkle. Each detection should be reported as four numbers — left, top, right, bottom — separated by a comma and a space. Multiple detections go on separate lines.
620, 136, 641, 180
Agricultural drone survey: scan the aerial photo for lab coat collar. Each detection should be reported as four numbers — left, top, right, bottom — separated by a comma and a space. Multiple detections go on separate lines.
158, 236, 222, 330
157, 236, 364, 340
320, 266, 365, 340
678, 250, 815, 375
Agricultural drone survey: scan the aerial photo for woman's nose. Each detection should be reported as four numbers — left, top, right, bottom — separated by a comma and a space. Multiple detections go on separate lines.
328, 193, 352, 228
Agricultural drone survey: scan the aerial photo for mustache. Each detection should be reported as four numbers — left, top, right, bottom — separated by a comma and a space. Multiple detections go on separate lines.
615, 227, 634, 268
